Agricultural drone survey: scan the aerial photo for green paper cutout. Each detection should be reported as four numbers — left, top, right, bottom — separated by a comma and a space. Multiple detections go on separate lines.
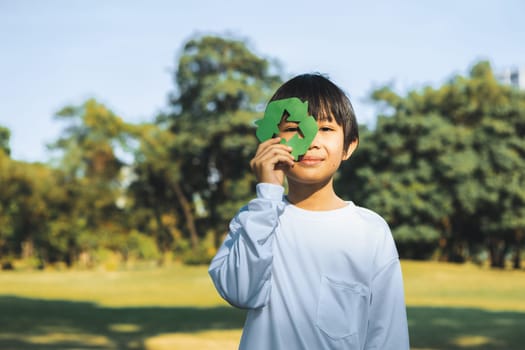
255, 97, 318, 160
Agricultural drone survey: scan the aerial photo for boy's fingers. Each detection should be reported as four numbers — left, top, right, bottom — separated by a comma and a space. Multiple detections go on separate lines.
250, 149, 294, 173
255, 141, 293, 158
257, 137, 292, 151
250, 138, 294, 184
255, 148, 294, 166
275, 161, 293, 170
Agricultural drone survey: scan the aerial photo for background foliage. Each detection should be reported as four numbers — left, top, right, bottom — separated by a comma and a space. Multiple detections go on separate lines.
336, 62, 525, 268
1, 34, 524, 270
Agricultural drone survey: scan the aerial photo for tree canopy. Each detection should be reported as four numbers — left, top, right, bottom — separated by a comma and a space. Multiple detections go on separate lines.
0, 125, 10, 156
336, 61, 525, 268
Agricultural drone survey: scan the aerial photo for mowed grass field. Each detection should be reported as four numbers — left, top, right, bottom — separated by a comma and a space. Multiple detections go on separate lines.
0, 261, 524, 350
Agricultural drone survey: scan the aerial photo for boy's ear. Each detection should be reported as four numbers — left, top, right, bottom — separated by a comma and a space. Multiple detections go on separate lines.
342, 139, 358, 161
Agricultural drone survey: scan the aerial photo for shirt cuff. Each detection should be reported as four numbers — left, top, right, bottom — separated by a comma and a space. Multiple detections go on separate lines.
256, 183, 285, 201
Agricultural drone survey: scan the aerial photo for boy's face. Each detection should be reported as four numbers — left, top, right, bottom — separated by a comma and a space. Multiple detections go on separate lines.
278, 116, 356, 186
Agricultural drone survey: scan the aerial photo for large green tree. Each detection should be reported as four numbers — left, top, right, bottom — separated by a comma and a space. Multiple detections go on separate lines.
126, 121, 191, 258
48, 99, 134, 265
166, 35, 282, 260
337, 62, 525, 267
0, 151, 69, 268
0, 125, 10, 156
0, 125, 73, 267
337, 61, 525, 268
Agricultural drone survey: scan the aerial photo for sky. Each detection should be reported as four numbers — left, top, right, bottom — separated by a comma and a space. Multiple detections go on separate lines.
1, 0, 524, 162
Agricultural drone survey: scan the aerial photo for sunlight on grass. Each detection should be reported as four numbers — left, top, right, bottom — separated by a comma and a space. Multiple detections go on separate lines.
0, 263, 225, 307
145, 330, 242, 350
1, 260, 523, 311
108, 323, 142, 333
452, 335, 502, 347
401, 260, 525, 311
25, 333, 111, 346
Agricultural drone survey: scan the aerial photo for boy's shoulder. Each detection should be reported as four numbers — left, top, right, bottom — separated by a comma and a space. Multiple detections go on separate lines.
351, 203, 399, 263
351, 203, 389, 227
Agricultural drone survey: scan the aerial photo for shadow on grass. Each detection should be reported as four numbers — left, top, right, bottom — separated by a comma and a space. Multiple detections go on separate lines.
0, 296, 524, 350
408, 306, 525, 350
0, 296, 246, 350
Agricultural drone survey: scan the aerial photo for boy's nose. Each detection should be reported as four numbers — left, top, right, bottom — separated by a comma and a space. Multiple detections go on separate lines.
308, 132, 321, 149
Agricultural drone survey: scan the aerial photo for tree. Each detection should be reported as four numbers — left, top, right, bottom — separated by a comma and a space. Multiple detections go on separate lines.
126, 121, 191, 258
0, 125, 10, 156
48, 99, 134, 265
0, 151, 69, 268
337, 61, 525, 268
166, 34, 282, 261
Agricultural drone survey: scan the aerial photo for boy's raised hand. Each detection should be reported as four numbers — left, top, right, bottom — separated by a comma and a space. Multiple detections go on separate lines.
250, 137, 294, 186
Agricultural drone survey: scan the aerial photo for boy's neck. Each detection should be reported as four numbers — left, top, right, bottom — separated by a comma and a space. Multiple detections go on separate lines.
285, 178, 347, 211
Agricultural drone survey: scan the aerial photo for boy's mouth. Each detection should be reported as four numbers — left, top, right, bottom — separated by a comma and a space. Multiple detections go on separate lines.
298, 155, 323, 165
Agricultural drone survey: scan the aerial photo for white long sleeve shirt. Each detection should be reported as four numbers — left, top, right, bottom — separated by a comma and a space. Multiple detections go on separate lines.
209, 183, 410, 350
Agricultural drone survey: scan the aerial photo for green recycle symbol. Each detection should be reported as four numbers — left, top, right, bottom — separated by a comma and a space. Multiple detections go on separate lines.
255, 97, 318, 160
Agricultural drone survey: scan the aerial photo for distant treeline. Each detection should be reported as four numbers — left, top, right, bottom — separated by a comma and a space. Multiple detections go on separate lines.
0, 35, 524, 270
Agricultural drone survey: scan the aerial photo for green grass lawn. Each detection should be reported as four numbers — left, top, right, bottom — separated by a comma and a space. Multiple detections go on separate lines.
0, 261, 523, 350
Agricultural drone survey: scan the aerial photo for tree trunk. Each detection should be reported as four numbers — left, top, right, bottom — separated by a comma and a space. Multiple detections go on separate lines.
153, 205, 173, 255
513, 245, 522, 270
173, 181, 199, 251
21, 239, 34, 259
489, 238, 507, 269
513, 229, 523, 270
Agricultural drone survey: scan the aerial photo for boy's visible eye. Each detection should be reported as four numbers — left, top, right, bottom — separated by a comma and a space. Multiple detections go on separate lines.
319, 126, 334, 132
279, 122, 300, 132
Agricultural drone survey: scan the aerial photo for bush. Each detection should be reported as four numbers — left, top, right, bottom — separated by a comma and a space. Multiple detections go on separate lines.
126, 230, 161, 261
182, 230, 217, 265
93, 248, 122, 271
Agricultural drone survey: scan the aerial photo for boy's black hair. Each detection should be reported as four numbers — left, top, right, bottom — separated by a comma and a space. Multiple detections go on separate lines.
269, 73, 359, 151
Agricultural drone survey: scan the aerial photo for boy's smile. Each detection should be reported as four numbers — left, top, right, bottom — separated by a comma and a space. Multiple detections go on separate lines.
298, 155, 324, 166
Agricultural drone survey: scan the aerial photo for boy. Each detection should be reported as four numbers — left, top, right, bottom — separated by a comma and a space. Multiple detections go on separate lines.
209, 73, 410, 349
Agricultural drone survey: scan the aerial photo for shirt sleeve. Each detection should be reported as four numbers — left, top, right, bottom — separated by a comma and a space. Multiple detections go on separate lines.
208, 183, 285, 309
365, 225, 410, 349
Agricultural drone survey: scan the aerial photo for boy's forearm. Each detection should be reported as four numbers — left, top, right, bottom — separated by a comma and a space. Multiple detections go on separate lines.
208, 183, 284, 309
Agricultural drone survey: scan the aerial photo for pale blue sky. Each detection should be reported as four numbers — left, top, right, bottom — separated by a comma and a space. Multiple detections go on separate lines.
1, 0, 524, 162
